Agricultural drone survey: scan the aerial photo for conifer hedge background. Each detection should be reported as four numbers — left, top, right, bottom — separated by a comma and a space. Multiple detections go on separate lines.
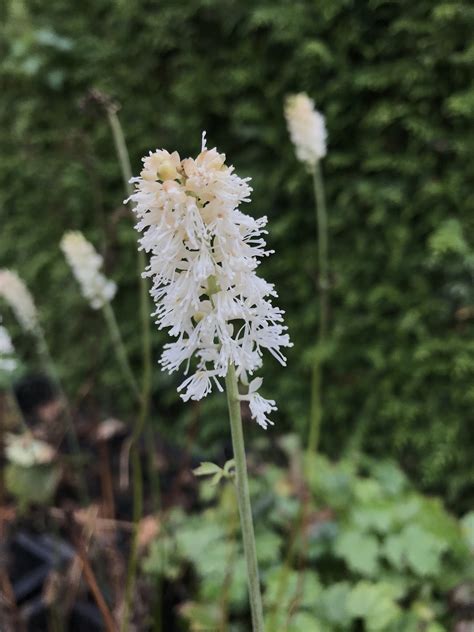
2, 0, 474, 508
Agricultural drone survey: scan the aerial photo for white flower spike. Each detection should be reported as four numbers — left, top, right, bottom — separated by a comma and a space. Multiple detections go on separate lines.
0, 319, 17, 373
129, 133, 292, 428
285, 92, 327, 167
61, 231, 117, 310
0, 270, 39, 333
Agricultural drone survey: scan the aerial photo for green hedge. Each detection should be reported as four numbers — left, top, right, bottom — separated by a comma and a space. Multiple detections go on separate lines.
1, 0, 474, 508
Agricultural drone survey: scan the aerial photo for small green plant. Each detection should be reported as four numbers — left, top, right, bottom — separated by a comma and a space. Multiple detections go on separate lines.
5, 432, 60, 511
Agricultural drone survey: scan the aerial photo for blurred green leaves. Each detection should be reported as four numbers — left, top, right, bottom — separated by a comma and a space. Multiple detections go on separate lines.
144, 438, 472, 630
5, 462, 60, 510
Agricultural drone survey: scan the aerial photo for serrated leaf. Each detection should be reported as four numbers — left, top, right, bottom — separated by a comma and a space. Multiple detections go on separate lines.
461, 511, 474, 552
352, 503, 393, 533
402, 525, 446, 576
347, 581, 400, 631
287, 611, 324, 632
370, 461, 407, 495
255, 530, 282, 564
316, 582, 352, 627
300, 571, 322, 609
335, 530, 380, 576
384, 534, 405, 570
383, 525, 446, 576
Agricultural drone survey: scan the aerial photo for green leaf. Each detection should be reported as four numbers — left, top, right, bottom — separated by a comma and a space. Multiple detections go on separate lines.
383, 534, 405, 570
307, 455, 354, 508
287, 611, 324, 632
264, 566, 299, 610
352, 503, 394, 534
179, 601, 221, 630
300, 571, 322, 609
316, 582, 352, 627
255, 530, 282, 565
403, 526, 446, 576
5, 463, 60, 510
461, 511, 474, 552
426, 624, 446, 632
174, 520, 229, 574
370, 461, 407, 496
428, 218, 469, 256
210, 471, 224, 485
383, 524, 446, 576
143, 536, 181, 580
335, 530, 380, 576
193, 461, 223, 476
347, 581, 400, 631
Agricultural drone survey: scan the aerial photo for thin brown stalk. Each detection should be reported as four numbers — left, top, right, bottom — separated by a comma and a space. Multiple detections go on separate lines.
73, 536, 117, 632
98, 442, 116, 520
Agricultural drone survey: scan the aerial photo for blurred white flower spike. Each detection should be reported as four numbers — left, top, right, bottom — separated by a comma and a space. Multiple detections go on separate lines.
60, 231, 117, 310
129, 133, 292, 428
0, 270, 39, 333
0, 320, 17, 373
285, 92, 327, 167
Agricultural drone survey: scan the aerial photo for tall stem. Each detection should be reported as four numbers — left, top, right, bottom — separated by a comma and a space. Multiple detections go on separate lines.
307, 160, 329, 455
107, 110, 133, 197
106, 108, 153, 413
120, 445, 143, 632
107, 108, 160, 630
224, 364, 264, 632
313, 161, 329, 340
102, 301, 140, 402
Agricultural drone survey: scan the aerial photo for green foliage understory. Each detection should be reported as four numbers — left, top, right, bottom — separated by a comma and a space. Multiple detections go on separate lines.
2, 0, 474, 506
145, 436, 474, 632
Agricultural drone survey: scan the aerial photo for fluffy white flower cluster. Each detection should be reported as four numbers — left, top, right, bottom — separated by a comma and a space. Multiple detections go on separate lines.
60, 231, 117, 309
0, 320, 17, 373
0, 270, 38, 332
129, 133, 292, 428
285, 92, 327, 167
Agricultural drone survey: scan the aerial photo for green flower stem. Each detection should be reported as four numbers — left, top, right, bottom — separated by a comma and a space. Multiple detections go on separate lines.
307, 160, 329, 456
34, 326, 89, 504
107, 107, 161, 630
107, 109, 133, 197
308, 360, 323, 457
102, 301, 140, 402
107, 109, 159, 507
225, 363, 264, 632
313, 161, 329, 341
277, 159, 330, 628
106, 108, 153, 416
120, 443, 143, 632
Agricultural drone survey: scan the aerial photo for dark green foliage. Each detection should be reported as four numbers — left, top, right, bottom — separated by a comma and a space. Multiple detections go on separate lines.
1, 0, 474, 505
